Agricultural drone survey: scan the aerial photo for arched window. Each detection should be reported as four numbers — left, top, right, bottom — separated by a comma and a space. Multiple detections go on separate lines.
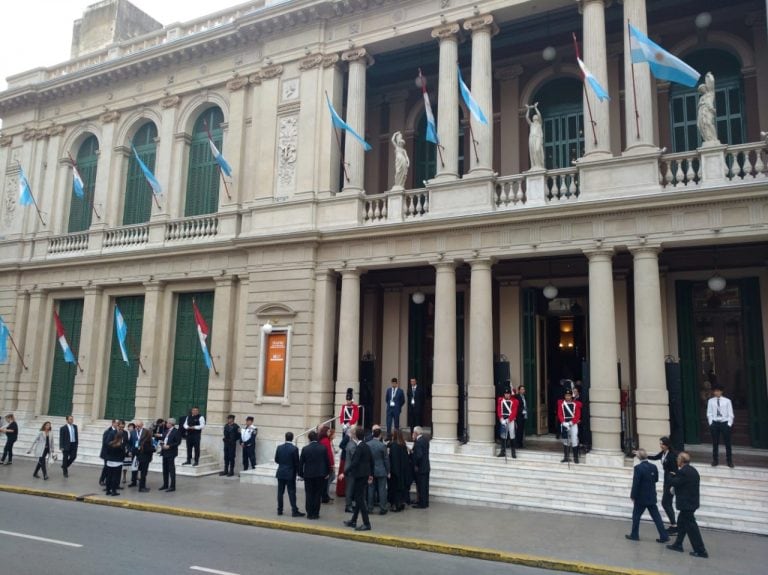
413, 108, 465, 185
67, 135, 99, 233
123, 122, 158, 225
532, 78, 584, 169
670, 50, 744, 152
185, 106, 225, 216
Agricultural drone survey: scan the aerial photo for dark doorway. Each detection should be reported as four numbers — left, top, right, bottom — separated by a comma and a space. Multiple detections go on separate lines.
545, 308, 587, 434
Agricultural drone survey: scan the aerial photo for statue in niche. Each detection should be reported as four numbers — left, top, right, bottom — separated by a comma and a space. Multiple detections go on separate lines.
697, 72, 719, 145
525, 102, 545, 170
391, 130, 409, 190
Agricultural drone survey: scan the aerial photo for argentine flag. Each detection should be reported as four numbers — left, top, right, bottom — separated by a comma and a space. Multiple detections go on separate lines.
629, 24, 700, 87
208, 136, 233, 178
457, 66, 488, 125
53, 311, 76, 364
577, 57, 611, 102
18, 166, 34, 206
131, 145, 162, 196
419, 69, 439, 145
326, 93, 372, 151
72, 165, 85, 199
192, 299, 212, 370
114, 306, 129, 365
0, 316, 9, 364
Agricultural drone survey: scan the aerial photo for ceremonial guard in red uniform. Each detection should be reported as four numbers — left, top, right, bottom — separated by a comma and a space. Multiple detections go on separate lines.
496, 385, 519, 459
336, 388, 359, 497
557, 388, 582, 464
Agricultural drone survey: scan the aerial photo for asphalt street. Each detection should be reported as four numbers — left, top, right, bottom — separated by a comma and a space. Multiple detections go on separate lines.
0, 492, 572, 575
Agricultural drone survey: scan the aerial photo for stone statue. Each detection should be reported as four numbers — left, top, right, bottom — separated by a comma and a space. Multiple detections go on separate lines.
525, 102, 545, 170
391, 130, 409, 190
697, 72, 719, 145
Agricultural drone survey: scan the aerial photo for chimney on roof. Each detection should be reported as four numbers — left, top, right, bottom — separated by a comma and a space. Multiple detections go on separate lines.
70, 0, 163, 58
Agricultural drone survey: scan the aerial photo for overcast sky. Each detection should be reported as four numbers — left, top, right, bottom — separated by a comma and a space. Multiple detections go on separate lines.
0, 0, 249, 90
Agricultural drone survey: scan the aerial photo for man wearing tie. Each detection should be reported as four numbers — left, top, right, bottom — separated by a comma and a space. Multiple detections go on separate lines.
274, 431, 305, 517
127, 420, 147, 487
515, 385, 528, 449
706, 385, 734, 468
407, 378, 426, 429
385, 378, 405, 434
160, 418, 181, 492
59, 415, 78, 478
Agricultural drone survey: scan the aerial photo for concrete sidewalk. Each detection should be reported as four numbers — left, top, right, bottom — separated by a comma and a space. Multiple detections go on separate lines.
0, 459, 762, 575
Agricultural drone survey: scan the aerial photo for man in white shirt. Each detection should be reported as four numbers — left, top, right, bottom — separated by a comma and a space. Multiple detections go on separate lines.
241, 416, 258, 471
706, 385, 734, 468
182, 406, 206, 467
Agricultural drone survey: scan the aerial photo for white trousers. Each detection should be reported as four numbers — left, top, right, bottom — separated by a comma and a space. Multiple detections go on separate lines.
561, 423, 579, 447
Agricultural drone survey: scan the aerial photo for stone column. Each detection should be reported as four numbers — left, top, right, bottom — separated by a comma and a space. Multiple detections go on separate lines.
72, 286, 104, 419
309, 270, 338, 422
380, 286, 403, 423
296, 54, 325, 196
335, 269, 361, 409
21, 290, 48, 415
223, 75, 249, 207
341, 49, 372, 193
631, 246, 669, 451
106, 148, 130, 225
496, 65, 524, 175
580, 0, 612, 158
253, 64, 283, 201
622, 0, 656, 152
431, 261, 458, 445
498, 276, 522, 387
585, 249, 623, 460
92, 115, 118, 229
319, 54, 343, 194
463, 14, 497, 176
3, 290, 31, 409
207, 276, 236, 424
431, 22, 461, 181
467, 259, 495, 447
134, 281, 165, 421
155, 94, 181, 221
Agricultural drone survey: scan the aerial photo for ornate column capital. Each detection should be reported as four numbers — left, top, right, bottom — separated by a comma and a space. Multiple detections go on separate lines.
462, 14, 498, 36
214, 274, 236, 288
83, 285, 104, 296
226, 75, 249, 91
341, 48, 374, 67
142, 280, 165, 291
260, 64, 284, 80
431, 259, 457, 270
99, 110, 120, 124
628, 244, 663, 258
159, 94, 181, 109
299, 53, 324, 70
431, 22, 460, 40
322, 53, 340, 68
576, 0, 612, 14
0, 134, 12, 147
583, 247, 615, 261
495, 64, 524, 81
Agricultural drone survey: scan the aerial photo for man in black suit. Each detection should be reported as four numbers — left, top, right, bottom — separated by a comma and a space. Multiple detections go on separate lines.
159, 418, 181, 492
59, 415, 78, 478
275, 431, 304, 517
342, 427, 374, 531
666, 452, 708, 558
647, 436, 679, 533
299, 430, 329, 520
407, 378, 426, 429
99, 420, 117, 486
515, 385, 528, 448
625, 449, 669, 542
411, 426, 431, 508
385, 378, 405, 434
220, 415, 241, 477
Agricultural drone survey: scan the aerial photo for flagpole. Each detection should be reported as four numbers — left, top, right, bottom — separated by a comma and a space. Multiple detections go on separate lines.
436, 144, 446, 168
573, 33, 599, 147
217, 165, 232, 201
192, 297, 219, 376
418, 68, 445, 168
627, 20, 641, 140
203, 120, 233, 200
68, 152, 101, 221
325, 92, 351, 183
6, 329, 28, 370
116, 304, 146, 375
466, 120, 480, 163
17, 161, 46, 227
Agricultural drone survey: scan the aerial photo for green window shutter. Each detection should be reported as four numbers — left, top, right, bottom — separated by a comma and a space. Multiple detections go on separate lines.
185, 107, 225, 217
48, 299, 84, 416
123, 123, 157, 225
104, 296, 145, 420
674, 280, 700, 444
414, 113, 438, 186
169, 292, 214, 419
740, 278, 768, 448
67, 135, 98, 233
521, 288, 538, 434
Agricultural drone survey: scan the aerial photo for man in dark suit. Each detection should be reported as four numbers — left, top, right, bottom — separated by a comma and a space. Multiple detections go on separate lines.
275, 431, 305, 517
411, 426, 431, 508
159, 418, 181, 492
647, 436, 679, 533
135, 421, 154, 492
515, 385, 528, 448
666, 452, 709, 558
59, 415, 78, 478
407, 378, 426, 429
99, 420, 117, 486
385, 377, 405, 434
342, 427, 374, 531
299, 430, 329, 520
625, 449, 669, 542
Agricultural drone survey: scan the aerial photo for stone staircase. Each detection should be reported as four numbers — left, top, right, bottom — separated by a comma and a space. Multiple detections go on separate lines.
10, 416, 220, 477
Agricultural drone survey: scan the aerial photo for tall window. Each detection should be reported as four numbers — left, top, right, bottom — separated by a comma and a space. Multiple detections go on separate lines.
185, 107, 225, 216
123, 122, 158, 225
670, 50, 744, 152
533, 78, 584, 169
67, 135, 99, 232
413, 108, 465, 185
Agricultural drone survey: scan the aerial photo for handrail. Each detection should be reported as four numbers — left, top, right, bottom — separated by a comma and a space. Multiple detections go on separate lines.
294, 416, 336, 443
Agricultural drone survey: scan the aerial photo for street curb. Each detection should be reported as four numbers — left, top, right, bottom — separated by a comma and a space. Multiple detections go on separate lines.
2, 484, 668, 575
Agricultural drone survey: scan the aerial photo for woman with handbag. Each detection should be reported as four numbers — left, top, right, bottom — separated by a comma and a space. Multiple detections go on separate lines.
27, 421, 55, 480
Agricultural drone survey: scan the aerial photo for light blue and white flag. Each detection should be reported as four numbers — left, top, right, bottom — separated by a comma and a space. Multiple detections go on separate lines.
18, 166, 34, 206
0, 316, 9, 364
457, 66, 488, 125
208, 137, 233, 178
72, 165, 85, 199
114, 306, 129, 365
577, 57, 611, 102
629, 24, 700, 87
326, 93, 372, 151
131, 145, 162, 196
419, 69, 439, 145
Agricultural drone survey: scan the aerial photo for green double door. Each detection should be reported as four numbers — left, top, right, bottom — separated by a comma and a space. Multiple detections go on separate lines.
48, 299, 84, 416
104, 296, 145, 420
169, 292, 214, 420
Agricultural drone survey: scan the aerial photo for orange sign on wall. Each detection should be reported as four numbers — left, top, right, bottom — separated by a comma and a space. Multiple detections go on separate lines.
264, 332, 287, 397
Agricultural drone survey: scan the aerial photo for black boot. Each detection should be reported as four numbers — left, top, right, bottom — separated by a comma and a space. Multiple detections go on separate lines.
573, 446, 580, 464
33, 463, 41, 478
561, 445, 570, 463
497, 439, 506, 457
510, 443, 517, 459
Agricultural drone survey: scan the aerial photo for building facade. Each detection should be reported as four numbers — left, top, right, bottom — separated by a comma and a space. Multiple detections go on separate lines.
1, 0, 767, 464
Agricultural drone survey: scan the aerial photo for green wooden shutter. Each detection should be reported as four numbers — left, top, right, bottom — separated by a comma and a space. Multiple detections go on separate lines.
48, 299, 84, 416
169, 292, 214, 419
67, 135, 98, 233
123, 123, 157, 225
740, 278, 768, 448
675, 280, 701, 444
185, 107, 224, 217
414, 113, 437, 186
521, 288, 538, 434
104, 296, 145, 420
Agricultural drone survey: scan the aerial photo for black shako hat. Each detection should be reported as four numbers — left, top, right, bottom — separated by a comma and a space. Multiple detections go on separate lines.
346, 388, 354, 401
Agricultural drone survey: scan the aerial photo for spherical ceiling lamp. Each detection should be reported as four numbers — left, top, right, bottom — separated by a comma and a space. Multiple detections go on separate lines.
542, 46, 557, 62
695, 12, 712, 30
707, 274, 726, 293
412, 291, 426, 305
543, 283, 559, 300
262, 321, 273, 334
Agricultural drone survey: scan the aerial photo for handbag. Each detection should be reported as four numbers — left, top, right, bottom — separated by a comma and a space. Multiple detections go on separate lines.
130, 456, 139, 471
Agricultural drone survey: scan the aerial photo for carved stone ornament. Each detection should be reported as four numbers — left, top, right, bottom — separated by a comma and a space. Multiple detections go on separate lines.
248, 72, 262, 86
226, 76, 249, 91
276, 115, 298, 195
463, 14, 496, 33
99, 110, 121, 124
4, 174, 17, 227
260, 64, 284, 80
0, 135, 11, 147
160, 95, 181, 109
46, 125, 66, 137
430, 22, 460, 40
322, 54, 340, 68
341, 48, 368, 63
281, 78, 299, 102
299, 53, 324, 71
22, 129, 39, 141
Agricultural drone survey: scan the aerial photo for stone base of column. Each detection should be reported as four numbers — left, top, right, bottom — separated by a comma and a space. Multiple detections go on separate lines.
429, 438, 459, 454
465, 167, 495, 179
431, 172, 459, 183
341, 185, 364, 194
460, 440, 495, 456
622, 143, 659, 156
585, 449, 627, 467
581, 149, 612, 161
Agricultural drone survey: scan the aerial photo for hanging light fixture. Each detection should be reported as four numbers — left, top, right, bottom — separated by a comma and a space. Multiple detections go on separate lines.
412, 268, 426, 304
694, 12, 712, 30
708, 247, 726, 292
543, 259, 558, 300
262, 321, 273, 334
541, 13, 557, 62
